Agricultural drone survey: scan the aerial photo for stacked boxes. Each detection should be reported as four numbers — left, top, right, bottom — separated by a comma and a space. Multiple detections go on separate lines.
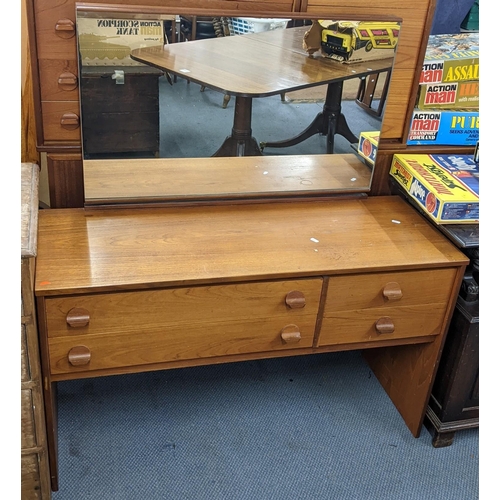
407, 33, 479, 146
390, 154, 479, 224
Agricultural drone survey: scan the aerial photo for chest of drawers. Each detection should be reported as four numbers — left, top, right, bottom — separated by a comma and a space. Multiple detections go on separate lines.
35, 196, 467, 490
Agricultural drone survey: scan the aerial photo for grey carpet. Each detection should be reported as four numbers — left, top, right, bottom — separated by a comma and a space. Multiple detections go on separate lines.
52, 351, 478, 499
157, 76, 384, 159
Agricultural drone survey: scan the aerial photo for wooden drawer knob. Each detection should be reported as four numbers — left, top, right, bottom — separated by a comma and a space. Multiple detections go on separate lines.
60, 112, 80, 130
55, 18, 75, 38
375, 317, 395, 334
383, 282, 403, 301
285, 290, 306, 309
68, 346, 91, 366
58, 72, 78, 91
280, 324, 302, 344
66, 307, 90, 328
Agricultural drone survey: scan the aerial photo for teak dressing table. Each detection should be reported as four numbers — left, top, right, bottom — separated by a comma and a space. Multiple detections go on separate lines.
26, 0, 474, 493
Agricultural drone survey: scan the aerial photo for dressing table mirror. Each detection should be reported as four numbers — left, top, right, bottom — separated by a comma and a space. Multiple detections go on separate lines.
75, 5, 401, 206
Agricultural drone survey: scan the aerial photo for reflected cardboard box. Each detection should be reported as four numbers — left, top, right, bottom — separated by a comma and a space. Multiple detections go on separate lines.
303, 20, 399, 64
357, 131, 379, 165
77, 17, 164, 66
390, 154, 479, 224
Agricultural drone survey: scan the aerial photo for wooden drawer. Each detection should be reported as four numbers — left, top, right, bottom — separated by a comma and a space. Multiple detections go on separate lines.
319, 268, 457, 346
41, 101, 80, 141
34, 0, 78, 60
39, 59, 79, 101
45, 279, 323, 374
22, 389, 37, 449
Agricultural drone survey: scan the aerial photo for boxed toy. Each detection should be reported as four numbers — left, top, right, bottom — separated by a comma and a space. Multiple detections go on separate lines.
357, 131, 379, 166
390, 154, 479, 224
77, 17, 164, 66
407, 110, 479, 146
419, 33, 479, 85
417, 80, 479, 110
302, 20, 399, 64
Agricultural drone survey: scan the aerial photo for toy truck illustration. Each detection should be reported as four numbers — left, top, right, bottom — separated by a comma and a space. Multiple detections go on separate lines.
319, 20, 400, 61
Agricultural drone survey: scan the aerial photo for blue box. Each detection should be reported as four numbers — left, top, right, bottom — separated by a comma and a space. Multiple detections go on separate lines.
407, 110, 479, 146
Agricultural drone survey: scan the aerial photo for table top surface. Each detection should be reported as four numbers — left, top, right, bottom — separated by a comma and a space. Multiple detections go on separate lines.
35, 196, 467, 296
130, 26, 394, 97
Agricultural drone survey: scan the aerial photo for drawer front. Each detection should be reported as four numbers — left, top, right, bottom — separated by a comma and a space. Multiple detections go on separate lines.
34, 0, 78, 60
45, 279, 323, 374
39, 59, 79, 101
21, 389, 37, 450
41, 101, 80, 141
319, 268, 456, 346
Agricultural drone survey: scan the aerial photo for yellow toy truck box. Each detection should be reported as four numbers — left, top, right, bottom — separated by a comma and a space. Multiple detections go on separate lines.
419, 33, 479, 85
357, 131, 379, 166
302, 20, 400, 63
390, 154, 479, 224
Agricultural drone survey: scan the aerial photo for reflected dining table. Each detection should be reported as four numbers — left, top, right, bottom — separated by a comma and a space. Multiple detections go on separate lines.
131, 26, 393, 157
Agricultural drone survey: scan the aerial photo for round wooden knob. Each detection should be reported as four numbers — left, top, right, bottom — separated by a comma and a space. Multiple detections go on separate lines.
375, 317, 395, 334
60, 112, 80, 130
55, 18, 75, 38
68, 346, 91, 366
58, 71, 78, 91
383, 282, 403, 301
285, 290, 306, 309
66, 307, 90, 328
280, 324, 302, 344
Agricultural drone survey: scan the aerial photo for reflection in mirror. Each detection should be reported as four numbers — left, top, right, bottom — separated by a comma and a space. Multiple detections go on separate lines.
76, 9, 400, 204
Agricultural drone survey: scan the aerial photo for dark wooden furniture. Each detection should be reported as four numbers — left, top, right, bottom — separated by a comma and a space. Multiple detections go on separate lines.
80, 66, 163, 158
21, 163, 51, 499
35, 195, 467, 491
131, 27, 393, 156
356, 69, 391, 118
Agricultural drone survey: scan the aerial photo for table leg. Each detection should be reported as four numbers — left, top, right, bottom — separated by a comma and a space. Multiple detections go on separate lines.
260, 82, 358, 154
212, 96, 263, 157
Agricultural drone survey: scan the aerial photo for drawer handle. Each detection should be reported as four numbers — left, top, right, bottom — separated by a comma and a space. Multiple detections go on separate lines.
58, 72, 78, 91
375, 317, 395, 334
60, 112, 80, 130
66, 307, 90, 328
280, 324, 302, 344
55, 18, 75, 38
68, 346, 91, 366
383, 282, 403, 301
285, 290, 306, 309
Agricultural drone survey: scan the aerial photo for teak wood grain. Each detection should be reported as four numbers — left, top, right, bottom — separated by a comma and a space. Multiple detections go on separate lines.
35, 196, 466, 296
131, 27, 394, 97
83, 154, 373, 205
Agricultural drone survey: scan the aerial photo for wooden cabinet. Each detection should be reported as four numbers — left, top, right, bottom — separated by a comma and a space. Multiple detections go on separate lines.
35, 196, 468, 490
80, 66, 163, 158
21, 163, 51, 499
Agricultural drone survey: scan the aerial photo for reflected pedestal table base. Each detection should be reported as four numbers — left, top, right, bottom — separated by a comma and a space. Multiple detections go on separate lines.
260, 82, 358, 154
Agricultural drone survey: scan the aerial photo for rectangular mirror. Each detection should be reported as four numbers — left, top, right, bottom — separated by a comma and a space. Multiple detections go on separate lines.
76, 6, 401, 206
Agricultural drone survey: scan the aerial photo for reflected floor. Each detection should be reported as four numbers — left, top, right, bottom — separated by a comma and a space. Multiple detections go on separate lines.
159, 75, 384, 158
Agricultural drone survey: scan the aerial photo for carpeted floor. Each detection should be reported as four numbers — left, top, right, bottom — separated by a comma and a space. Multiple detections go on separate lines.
51, 351, 479, 500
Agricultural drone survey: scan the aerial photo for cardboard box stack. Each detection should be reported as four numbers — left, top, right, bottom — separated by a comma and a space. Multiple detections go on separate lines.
407, 33, 479, 146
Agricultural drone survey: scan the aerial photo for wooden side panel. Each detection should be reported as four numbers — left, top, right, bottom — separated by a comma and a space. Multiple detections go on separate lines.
363, 265, 466, 437
46, 153, 84, 208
